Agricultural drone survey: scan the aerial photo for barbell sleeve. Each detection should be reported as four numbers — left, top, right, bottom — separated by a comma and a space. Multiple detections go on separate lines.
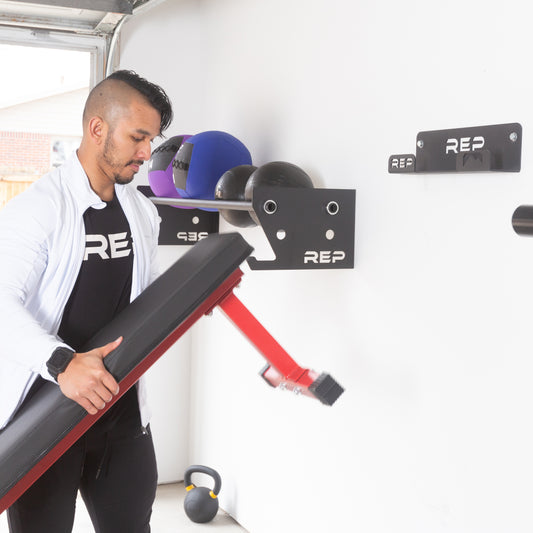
150, 196, 254, 211
513, 205, 533, 236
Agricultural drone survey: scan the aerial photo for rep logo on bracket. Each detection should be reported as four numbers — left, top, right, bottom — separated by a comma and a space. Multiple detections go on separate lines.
445, 136, 485, 154
304, 250, 346, 264
177, 231, 208, 242
388, 154, 415, 173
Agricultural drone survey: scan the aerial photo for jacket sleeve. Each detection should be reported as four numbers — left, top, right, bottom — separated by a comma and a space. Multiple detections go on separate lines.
133, 188, 161, 285
0, 188, 70, 379
148, 200, 161, 284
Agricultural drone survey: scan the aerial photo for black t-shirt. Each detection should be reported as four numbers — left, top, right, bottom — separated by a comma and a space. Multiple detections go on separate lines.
58, 195, 134, 351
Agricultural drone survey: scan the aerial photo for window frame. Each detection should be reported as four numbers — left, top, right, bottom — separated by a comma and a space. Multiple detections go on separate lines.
0, 25, 107, 88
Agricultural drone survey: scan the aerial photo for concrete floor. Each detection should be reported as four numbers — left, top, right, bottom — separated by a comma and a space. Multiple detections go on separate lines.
0, 483, 247, 532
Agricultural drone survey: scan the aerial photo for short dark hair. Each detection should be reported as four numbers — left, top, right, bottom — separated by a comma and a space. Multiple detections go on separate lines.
106, 69, 173, 136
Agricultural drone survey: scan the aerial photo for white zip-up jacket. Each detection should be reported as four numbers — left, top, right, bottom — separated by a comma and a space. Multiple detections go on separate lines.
0, 153, 160, 430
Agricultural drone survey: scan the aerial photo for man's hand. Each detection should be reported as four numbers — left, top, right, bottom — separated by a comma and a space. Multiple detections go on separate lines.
57, 337, 122, 415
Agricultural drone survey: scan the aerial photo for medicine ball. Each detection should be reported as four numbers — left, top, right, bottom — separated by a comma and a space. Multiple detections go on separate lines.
148, 135, 191, 197
215, 164, 257, 228
172, 131, 252, 210
244, 161, 314, 224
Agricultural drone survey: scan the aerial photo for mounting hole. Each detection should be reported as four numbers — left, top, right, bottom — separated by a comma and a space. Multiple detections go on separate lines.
263, 200, 277, 215
325, 229, 335, 240
276, 229, 286, 240
326, 201, 339, 215
192, 216, 200, 225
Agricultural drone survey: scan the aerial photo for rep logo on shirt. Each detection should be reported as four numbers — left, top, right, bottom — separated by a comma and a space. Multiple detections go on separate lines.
84, 232, 132, 261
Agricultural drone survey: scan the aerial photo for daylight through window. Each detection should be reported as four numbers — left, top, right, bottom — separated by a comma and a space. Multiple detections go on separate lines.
0, 45, 90, 208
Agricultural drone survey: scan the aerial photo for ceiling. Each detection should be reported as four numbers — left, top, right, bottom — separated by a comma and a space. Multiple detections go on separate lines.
0, 0, 154, 35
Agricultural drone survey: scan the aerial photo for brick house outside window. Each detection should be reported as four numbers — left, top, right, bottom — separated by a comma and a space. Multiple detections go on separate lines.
0, 87, 88, 209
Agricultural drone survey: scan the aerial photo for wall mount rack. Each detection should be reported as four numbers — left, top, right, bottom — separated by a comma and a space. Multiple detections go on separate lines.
139, 185, 356, 271
389, 123, 522, 174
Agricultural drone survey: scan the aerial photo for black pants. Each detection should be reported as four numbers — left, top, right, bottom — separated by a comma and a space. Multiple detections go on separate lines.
7, 384, 158, 533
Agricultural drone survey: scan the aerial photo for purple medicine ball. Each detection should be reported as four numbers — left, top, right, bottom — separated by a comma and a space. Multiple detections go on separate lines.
148, 135, 191, 198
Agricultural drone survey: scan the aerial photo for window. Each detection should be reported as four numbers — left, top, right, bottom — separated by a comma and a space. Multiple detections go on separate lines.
0, 27, 105, 208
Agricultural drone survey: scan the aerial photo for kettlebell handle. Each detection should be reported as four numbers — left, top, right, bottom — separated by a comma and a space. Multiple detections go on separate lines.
184, 465, 222, 496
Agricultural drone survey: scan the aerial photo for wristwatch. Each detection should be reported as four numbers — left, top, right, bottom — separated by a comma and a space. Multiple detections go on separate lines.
46, 347, 75, 382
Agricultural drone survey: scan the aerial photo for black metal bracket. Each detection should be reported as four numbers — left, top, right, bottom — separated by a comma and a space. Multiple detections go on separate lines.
138, 185, 356, 270
247, 186, 355, 270
138, 186, 219, 245
389, 123, 522, 174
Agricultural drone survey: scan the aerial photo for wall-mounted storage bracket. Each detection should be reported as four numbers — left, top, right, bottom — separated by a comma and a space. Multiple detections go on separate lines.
140, 185, 356, 270
138, 185, 219, 245
247, 186, 355, 270
389, 123, 522, 174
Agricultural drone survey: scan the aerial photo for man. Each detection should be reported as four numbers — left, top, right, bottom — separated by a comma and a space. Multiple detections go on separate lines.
0, 70, 173, 533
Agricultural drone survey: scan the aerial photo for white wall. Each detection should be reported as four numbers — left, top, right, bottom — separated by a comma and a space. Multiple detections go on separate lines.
120, 0, 533, 531
142, 245, 192, 484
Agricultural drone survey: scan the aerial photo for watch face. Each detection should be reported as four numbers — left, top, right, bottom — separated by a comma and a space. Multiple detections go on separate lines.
48, 348, 74, 376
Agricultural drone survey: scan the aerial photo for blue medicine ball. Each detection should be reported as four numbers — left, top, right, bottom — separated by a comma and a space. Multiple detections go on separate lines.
172, 131, 252, 204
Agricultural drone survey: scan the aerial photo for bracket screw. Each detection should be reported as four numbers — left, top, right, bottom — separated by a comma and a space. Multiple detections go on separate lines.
510, 132, 518, 142
263, 200, 277, 215
326, 201, 339, 215
417, 140, 424, 149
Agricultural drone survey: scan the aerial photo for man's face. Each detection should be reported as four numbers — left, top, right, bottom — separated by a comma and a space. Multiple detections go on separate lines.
99, 98, 161, 185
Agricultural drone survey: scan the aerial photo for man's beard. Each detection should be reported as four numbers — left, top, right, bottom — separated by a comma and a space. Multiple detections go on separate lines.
102, 134, 143, 185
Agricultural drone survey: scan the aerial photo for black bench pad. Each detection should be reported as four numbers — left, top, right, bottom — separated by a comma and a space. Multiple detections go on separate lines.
0, 232, 253, 512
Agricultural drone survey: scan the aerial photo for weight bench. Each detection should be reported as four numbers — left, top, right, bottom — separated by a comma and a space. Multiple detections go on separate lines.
0, 232, 344, 514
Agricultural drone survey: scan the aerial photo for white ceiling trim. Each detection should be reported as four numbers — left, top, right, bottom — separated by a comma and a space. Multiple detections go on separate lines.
0, 0, 171, 82
9, 0, 133, 14
0, 0, 148, 35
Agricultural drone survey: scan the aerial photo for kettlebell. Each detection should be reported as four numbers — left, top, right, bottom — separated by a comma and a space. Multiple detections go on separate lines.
183, 465, 222, 523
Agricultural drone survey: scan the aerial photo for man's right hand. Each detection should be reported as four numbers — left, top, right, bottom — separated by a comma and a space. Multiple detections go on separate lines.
57, 336, 122, 415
